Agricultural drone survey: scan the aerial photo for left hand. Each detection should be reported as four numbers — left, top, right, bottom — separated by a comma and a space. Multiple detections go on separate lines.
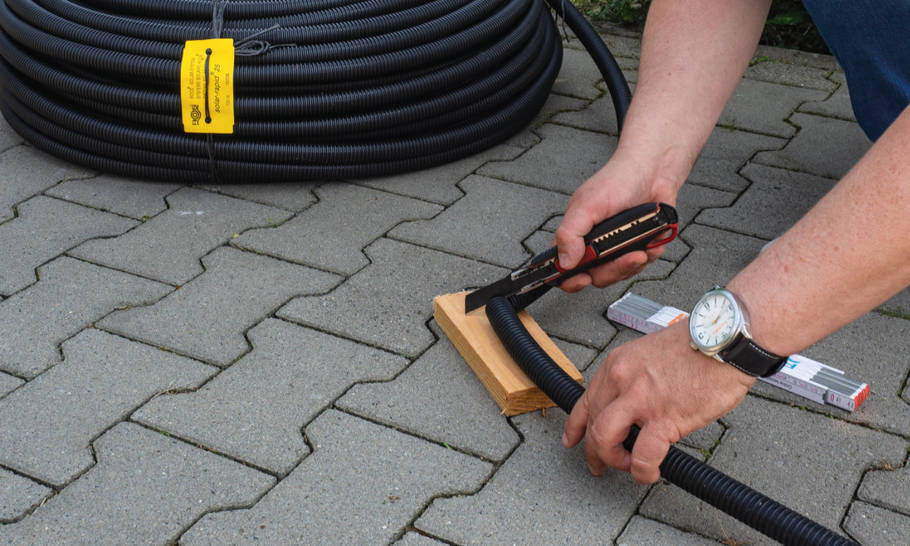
562, 319, 756, 484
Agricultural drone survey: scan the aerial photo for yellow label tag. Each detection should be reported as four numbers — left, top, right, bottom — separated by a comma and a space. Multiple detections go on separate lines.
180, 39, 235, 134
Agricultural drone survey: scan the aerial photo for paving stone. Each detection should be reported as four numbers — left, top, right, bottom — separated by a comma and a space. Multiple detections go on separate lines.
71, 187, 292, 285
744, 60, 837, 91
415, 411, 649, 544
529, 259, 676, 349
0, 145, 93, 222
752, 45, 839, 71
390, 176, 567, 268
0, 422, 275, 545
799, 72, 856, 121
753, 113, 870, 179
859, 464, 910, 516
531, 92, 589, 127
478, 124, 618, 194
354, 143, 526, 205
617, 516, 721, 545
0, 469, 50, 523
0, 256, 171, 378
551, 70, 638, 136
133, 318, 407, 476
278, 238, 504, 357
598, 32, 642, 59
337, 339, 522, 462
688, 127, 786, 193
751, 312, 910, 437
236, 183, 441, 275
45, 175, 180, 219
552, 47, 605, 100
844, 502, 910, 546
0, 115, 22, 152
196, 182, 317, 211
878, 287, 910, 319
98, 247, 340, 366
0, 196, 137, 295
640, 396, 905, 545
719, 78, 827, 137
0, 329, 216, 487
181, 410, 491, 545
0, 372, 21, 398
394, 532, 447, 545
697, 163, 836, 239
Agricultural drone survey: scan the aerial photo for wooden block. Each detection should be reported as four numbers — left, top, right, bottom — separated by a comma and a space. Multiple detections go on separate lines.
433, 292, 583, 416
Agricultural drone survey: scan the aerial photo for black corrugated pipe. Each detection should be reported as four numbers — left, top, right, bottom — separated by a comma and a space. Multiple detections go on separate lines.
0, 0, 571, 182
487, 297, 856, 545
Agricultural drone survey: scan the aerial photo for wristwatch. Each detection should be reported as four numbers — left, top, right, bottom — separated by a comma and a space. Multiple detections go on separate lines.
688, 287, 787, 377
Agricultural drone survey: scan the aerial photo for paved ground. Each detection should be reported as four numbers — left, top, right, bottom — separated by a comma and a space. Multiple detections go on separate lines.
1, 26, 908, 546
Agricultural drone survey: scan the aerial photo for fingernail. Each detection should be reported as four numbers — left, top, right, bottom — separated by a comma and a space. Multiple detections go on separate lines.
561, 432, 569, 447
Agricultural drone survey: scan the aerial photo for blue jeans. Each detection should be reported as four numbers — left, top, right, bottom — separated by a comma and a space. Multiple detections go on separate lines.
802, 0, 910, 140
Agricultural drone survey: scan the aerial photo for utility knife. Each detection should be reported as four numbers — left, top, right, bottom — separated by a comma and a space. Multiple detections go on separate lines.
464, 202, 679, 312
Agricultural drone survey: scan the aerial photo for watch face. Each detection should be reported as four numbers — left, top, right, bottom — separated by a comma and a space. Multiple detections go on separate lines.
689, 289, 742, 353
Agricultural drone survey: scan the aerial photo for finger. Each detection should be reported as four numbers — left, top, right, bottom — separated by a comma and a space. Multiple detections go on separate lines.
588, 251, 649, 288
628, 422, 673, 485
558, 272, 592, 293
563, 390, 590, 448
554, 208, 596, 270
587, 400, 635, 472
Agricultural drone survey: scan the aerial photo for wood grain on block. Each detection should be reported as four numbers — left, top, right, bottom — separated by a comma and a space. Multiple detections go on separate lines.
433, 292, 583, 416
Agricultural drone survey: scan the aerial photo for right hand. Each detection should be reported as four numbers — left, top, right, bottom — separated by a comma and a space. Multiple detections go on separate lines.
554, 147, 688, 292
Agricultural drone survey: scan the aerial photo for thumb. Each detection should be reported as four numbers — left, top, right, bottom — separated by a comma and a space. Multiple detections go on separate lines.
554, 206, 595, 270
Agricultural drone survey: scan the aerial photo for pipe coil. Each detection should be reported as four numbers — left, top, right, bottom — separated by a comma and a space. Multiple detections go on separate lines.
0, 0, 567, 182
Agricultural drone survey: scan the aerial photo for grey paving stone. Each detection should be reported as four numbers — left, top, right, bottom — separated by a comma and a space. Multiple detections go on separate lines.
71, 187, 292, 285
531, 92, 589, 128
799, 72, 856, 121
744, 60, 837, 91
278, 238, 505, 357
878, 287, 910, 319
859, 464, 910, 516
0, 422, 275, 545
844, 502, 910, 546
416, 411, 649, 545
751, 312, 910, 437
394, 532, 447, 545
697, 163, 837, 240
354, 144, 526, 205
390, 175, 568, 268
0, 329, 216, 487
133, 318, 407, 476
0, 469, 50, 523
0, 196, 137, 295
720, 78, 827, 137
196, 182, 317, 211
0, 256, 171, 378
551, 70, 638, 135
478, 124, 618, 194
753, 113, 870, 180
752, 45, 839, 71
529, 259, 676, 349
45, 175, 180, 219
688, 127, 786, 193
98, 247, 340, 366
617, 516, 721, 545
0, 115, 22, 152
181, 410, 491, 545
598, 32, 642, 59
0, 145, 93, 222
236, 183, 441, 275
0, 373, 21, 398
640, 396, 906, 545
553, 47, 605, 100
337, 339, 522, 462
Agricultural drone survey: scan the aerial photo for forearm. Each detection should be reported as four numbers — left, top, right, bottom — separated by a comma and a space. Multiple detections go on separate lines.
618, 0, 771, 181
729, 105, 910, 355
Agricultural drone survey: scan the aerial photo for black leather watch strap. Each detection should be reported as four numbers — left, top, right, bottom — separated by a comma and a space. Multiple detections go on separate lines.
719, 335, 787, 377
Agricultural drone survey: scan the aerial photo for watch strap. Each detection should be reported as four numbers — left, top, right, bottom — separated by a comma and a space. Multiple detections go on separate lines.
719, 334, 787, 377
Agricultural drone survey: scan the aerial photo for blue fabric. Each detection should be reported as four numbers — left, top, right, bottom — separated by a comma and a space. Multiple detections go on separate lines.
802, 0, 910, 140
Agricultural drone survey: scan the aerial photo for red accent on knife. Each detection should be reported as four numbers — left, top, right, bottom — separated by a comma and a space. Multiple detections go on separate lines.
646, 223, 678, 249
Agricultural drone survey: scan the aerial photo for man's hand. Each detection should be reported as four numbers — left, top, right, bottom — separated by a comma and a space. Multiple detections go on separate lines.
562, 320, 755, 484
554, 148, 686, 293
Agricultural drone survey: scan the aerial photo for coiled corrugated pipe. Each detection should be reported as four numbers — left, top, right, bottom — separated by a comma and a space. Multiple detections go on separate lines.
0, 0, 593, 182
